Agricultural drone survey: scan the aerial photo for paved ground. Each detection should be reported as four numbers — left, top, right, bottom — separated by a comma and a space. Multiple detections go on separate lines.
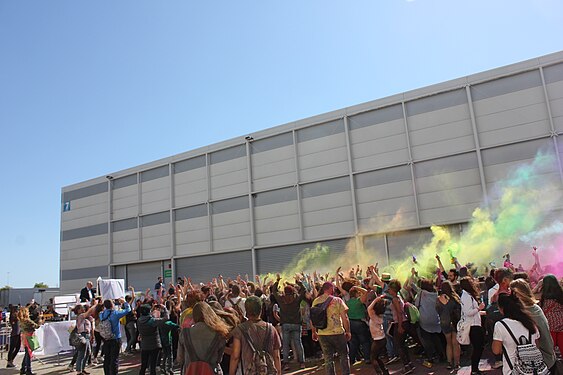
0, 350, 503, 375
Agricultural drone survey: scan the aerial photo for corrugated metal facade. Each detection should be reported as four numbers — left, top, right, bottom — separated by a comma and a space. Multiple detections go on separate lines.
59, 51, 563, 293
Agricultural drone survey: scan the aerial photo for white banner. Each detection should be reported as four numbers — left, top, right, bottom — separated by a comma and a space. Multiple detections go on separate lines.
98, 279, 125, 300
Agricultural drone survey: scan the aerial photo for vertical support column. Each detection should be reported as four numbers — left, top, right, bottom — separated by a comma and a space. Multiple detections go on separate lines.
539, 66, 563, 185
292, 130, 304, 240
466, 85, 490, 204
245, 140, 257, 276
384, 233, 390, 266
107, 178, 113, 277
401, 102, 421, 226
206, 153, 214, 252
343, 116, 359, 234
137, 172, 142, 260
169, 163, 176, 259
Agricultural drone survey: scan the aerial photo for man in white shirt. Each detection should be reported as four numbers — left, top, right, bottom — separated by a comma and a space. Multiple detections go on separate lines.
225, 284, 247, 319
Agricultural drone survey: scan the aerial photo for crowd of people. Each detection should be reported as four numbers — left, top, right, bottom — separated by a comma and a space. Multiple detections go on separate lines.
2, 247, 563, 375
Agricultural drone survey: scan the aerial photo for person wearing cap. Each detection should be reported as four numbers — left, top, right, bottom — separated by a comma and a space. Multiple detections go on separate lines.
311, 282, 351, 375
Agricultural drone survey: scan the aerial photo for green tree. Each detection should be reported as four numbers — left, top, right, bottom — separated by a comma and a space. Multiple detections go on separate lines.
0, 285, 11, 291
34, 282, 49, 288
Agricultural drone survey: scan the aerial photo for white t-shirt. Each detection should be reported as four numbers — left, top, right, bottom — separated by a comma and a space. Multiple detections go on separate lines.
225, 296, 247, 318
488, 284, 499, 303
367, 311, 385, 340
493, 318, 540, 375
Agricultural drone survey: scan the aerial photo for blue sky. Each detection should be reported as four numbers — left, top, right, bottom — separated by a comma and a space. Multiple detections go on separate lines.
1, 1, 562, 288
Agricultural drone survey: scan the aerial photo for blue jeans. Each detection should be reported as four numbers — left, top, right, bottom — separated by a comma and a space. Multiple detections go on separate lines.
282, 323, 305, 364
383, 317, 396, 357
76, 333, 91, 372
349, 320, 372, 363
318, 334, 350, 375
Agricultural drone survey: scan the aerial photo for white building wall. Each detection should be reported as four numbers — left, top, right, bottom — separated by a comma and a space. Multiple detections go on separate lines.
59, 51, 563, 293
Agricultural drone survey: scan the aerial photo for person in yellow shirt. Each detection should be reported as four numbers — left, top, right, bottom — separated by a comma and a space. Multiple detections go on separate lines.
311, 282, 351, 375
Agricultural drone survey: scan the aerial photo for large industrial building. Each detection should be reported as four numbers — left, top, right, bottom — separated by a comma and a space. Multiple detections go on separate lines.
60, 51, 563, 293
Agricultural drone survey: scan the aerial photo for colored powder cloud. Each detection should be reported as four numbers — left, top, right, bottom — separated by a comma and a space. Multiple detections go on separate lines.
276, 148, 563, 281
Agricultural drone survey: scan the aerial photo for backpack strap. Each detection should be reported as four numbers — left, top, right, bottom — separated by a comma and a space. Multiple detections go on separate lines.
185, 329, 222, 366
499, 321, 516, 371
240, 324, 257, 353
320, 296, 333, 310
184, 329, 200, 362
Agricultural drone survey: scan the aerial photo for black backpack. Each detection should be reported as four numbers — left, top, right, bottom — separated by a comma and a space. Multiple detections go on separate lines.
310, 296, 333, 330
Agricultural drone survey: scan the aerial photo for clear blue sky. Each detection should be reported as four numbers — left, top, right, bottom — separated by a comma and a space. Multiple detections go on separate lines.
1, 1, 562, 288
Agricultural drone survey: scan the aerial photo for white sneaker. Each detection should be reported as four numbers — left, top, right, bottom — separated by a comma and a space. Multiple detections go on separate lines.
492, 360, 503, 369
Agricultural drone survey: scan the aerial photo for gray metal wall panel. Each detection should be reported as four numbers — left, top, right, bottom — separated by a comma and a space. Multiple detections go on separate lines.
63, 182, 108, 202
256, 238, 353, 275
211, 196, 249, 214
126, 262, 162, 292
362, 235, 388, 267
174, 156, 206, 174
355, 165, 412, 189
175, 204, 208, 221
61, 265, 108, 281
387, 228, 433, 263
113, 265, 126, 280
415, 152, 478, 178
62, 223, 108, 241
297, 119, 344, 143
251, 133, 293, 154
544, 63, 563, 84
175, 251, 252, 283
112, 218, 138, 232
348, 105, 403, 130
210, 145, 246, 164
406, 89, 467, 116
141, 212, 170, 227
301, 177, 350, 198
481, 139, 549, 167
254, 187, 297, 207
141, 166, 169, 182
113, 175, 137, 189
471, 70, 542, 101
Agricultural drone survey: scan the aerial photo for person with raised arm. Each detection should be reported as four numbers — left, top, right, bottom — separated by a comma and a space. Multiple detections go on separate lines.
99, 297, 131, 375
312, 282, 351, 375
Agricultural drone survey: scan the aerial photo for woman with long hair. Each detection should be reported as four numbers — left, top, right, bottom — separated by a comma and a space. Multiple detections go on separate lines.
459, 276, 485, 375
208, 301, 240, 375
539, 274, 563, 353
17, 306, 43, 375
178, 302, 229, 374
6, 305, 20, 368
492, 293, 541, 375
510, 279, 556, 372
91, 303, 105, 364
436, 281, 461, 371
73, 302, 97, 375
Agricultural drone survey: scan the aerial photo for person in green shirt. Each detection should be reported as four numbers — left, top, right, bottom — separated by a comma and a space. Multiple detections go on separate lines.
346, 286, 372, 365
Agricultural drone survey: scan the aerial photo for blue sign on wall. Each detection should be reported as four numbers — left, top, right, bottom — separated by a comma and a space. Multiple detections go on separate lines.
63, 201, 71, 212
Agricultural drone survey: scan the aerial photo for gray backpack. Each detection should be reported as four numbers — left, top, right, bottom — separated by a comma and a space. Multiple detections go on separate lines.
99, 311, 115, 340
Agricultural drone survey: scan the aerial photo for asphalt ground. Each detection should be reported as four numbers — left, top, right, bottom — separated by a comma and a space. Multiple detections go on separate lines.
0, 347, 504, 375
